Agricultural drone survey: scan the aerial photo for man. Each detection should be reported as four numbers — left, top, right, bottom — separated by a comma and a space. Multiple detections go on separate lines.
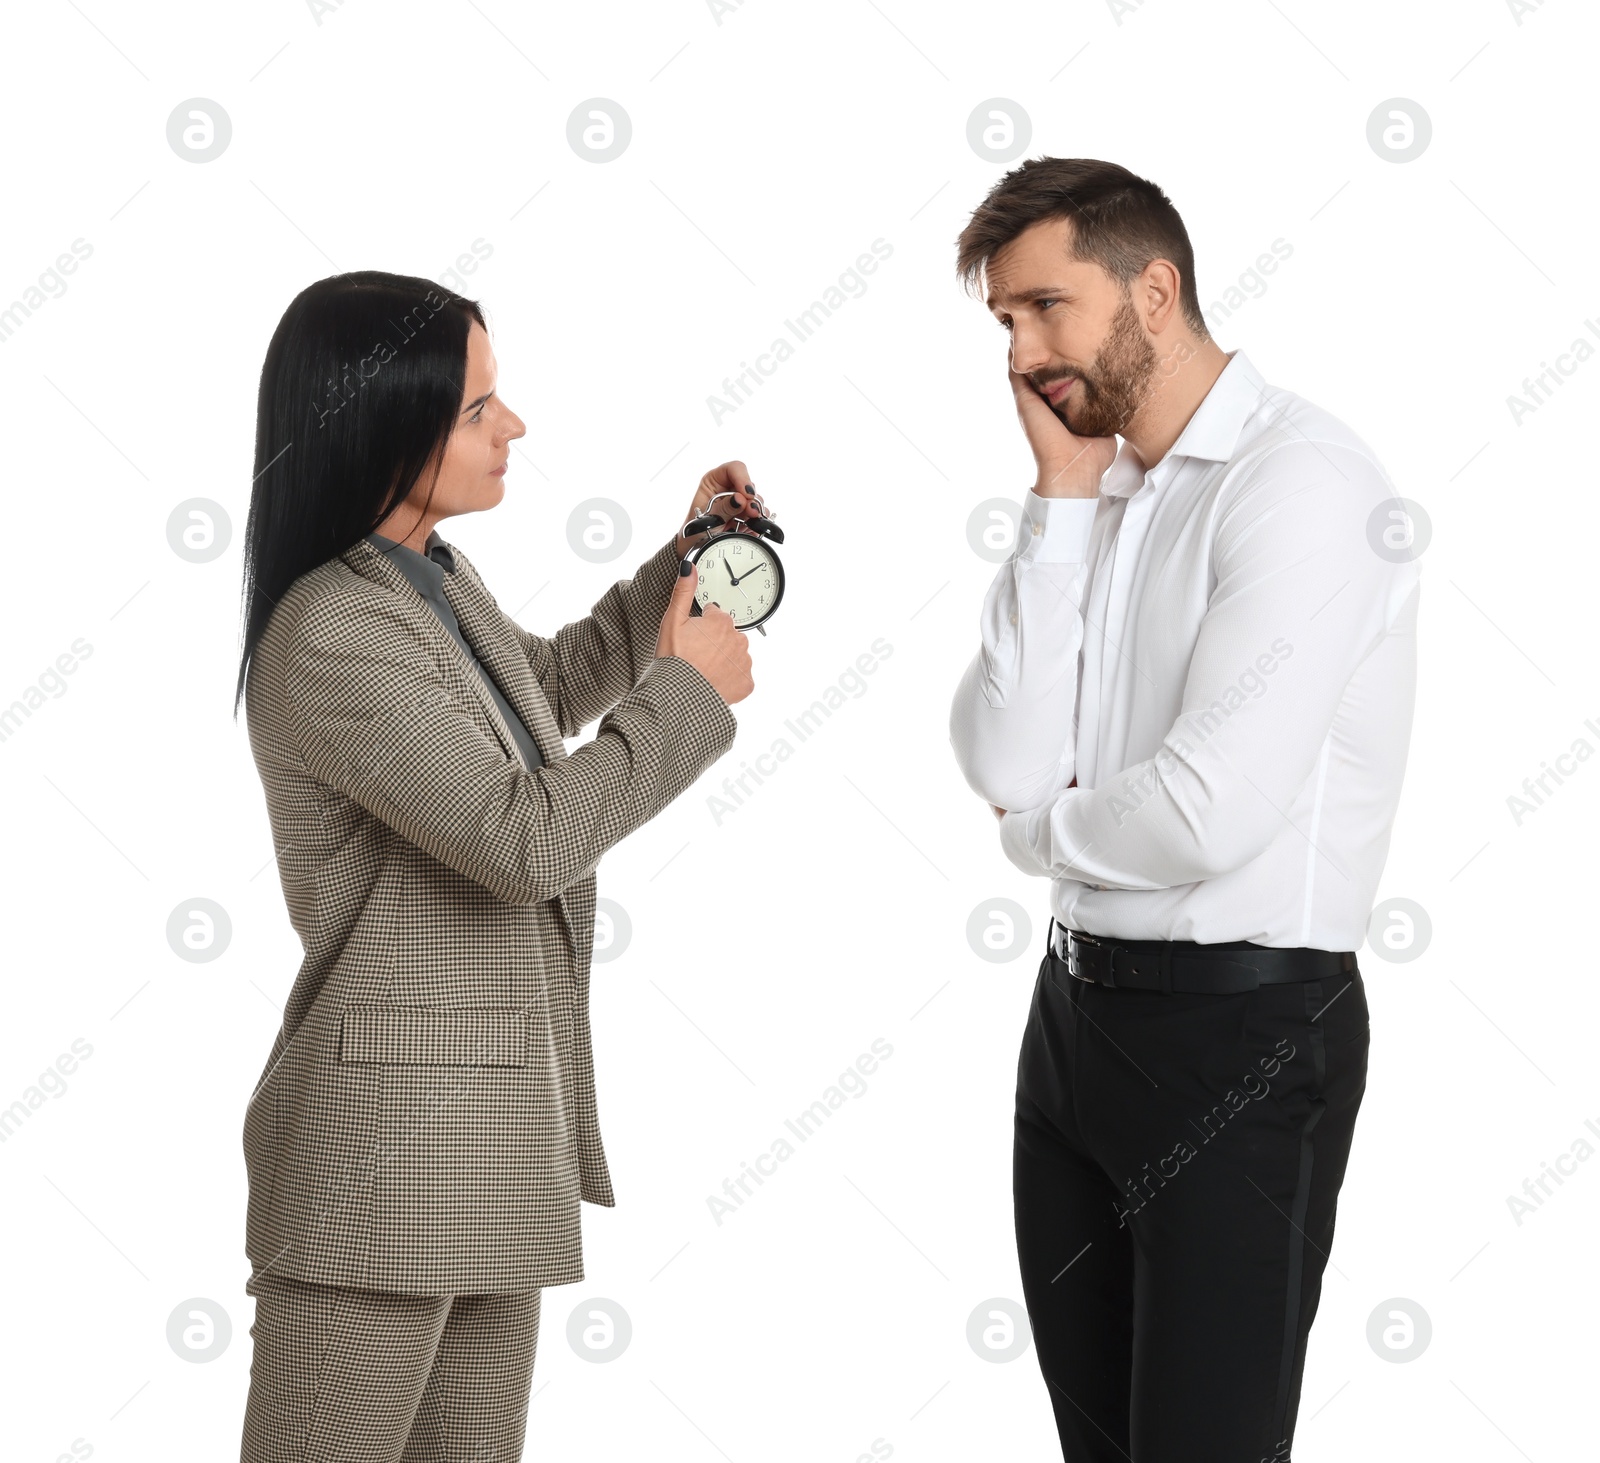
947, 158, 1420, 1461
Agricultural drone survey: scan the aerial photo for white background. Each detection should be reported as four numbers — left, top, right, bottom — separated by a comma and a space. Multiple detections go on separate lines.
1, 0, 1595, 1458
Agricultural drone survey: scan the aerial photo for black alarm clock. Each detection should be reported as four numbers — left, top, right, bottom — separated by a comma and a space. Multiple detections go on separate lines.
678, 491, 786, 636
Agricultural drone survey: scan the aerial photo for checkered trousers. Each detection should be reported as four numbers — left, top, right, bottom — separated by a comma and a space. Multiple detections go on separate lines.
239, 1271, 541, 1462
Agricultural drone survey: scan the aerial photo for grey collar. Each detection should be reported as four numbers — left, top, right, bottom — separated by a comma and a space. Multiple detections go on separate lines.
363, 528, 456, 601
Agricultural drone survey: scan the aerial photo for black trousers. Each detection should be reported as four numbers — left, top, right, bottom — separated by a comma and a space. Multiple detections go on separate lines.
1013, 937, 1369, 1462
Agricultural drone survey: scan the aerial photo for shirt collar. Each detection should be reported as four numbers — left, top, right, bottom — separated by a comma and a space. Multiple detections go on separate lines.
1099, 349, 1266, 498
363, 528, 456, 597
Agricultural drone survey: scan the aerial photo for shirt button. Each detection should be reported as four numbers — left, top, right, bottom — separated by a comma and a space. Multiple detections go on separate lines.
1009, 613, 1018, 625
1031, 523, 1042, 536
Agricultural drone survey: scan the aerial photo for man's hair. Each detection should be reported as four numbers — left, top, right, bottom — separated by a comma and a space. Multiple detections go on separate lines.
955, 157, 1209, 337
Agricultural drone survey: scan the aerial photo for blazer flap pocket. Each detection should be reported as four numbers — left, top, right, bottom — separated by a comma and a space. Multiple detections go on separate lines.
339, 1005, 529, 1066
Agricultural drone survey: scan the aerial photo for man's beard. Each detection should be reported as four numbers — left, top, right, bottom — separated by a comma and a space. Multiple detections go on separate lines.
1038, 293, 1157, 439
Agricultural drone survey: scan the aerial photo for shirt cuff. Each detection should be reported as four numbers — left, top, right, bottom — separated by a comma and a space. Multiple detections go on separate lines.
998, 805, 1049, 877
1019, 490, 1098, 565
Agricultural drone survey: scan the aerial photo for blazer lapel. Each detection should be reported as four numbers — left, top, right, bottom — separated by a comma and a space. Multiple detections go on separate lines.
338, 537, 567, 771
441, 564, 569, 769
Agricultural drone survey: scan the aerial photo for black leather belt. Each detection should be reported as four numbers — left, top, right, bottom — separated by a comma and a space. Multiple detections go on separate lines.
1050, 919, 1355, 995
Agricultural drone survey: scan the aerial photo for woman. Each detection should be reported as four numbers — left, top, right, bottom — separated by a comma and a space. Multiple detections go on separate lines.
232, 271, 757, 1461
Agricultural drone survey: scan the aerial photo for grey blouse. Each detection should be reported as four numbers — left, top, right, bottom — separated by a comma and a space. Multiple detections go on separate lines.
364, 529, 545, 771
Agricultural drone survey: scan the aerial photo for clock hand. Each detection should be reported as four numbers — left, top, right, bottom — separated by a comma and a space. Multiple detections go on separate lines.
712, 552, 752, 606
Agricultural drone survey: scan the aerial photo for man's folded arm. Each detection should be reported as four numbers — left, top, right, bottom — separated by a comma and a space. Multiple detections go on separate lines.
948, 490, 1098, 811
283, 590, 735, 905
998, 441, 1422, 890
501, 535, 684, 736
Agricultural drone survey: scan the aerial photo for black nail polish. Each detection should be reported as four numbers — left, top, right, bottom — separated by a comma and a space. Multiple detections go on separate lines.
679, 560, 694, 576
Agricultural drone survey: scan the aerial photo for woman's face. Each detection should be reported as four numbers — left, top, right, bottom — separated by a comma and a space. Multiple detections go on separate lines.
382, 320, 526, 544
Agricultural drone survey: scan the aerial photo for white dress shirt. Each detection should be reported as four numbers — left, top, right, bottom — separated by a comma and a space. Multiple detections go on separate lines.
949, 350, 1421, 950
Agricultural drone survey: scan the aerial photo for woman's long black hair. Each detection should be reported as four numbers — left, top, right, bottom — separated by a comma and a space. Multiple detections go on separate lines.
233, 271, 486, 718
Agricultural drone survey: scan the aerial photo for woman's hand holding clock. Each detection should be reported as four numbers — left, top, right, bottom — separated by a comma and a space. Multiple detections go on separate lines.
654, 464, 762, 705
672, 458, 787, 635
656, 564, 753, 706
674, 460, 765, 558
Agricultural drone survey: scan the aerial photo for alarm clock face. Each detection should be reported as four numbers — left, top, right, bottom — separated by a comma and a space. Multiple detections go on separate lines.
691, 532, 784, 629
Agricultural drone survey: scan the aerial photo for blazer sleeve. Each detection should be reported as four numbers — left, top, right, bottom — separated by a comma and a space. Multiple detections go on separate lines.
502, 536, 684, 737
281, 589, 736, 905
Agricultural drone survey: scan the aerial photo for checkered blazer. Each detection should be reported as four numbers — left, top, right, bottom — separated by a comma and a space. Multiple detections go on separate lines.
242, 531, 736, 1295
